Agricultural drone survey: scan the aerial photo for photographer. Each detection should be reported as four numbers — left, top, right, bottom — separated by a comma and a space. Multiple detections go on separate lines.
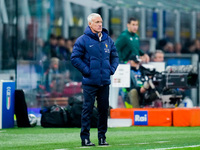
124, 55, 150, 108
124, 55, 163, 108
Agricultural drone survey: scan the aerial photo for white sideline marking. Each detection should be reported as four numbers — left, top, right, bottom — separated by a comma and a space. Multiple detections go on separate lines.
0, 130, 6, 133
147, 144, 200, 150
96, 145, 111, 147
119, 144, 130, 146
54, 149, 68, 150
135, 143, 149, 145
154, 141, 169, 143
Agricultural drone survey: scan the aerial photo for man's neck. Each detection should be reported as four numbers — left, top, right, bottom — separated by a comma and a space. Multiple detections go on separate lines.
98, 32, 102, 37
98, 33, 102, 41
128, 29, 136, 34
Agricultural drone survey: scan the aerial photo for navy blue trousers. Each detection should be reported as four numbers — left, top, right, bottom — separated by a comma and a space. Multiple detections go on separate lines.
80, 84, 109, 141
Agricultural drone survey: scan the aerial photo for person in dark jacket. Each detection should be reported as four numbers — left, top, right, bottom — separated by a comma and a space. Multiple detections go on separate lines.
71, 13, 119, 146
124, 55, 149, 108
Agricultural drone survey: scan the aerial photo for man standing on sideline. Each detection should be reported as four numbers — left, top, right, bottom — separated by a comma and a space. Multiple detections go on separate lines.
71, 13, 119, 146
115, 17, 149, 63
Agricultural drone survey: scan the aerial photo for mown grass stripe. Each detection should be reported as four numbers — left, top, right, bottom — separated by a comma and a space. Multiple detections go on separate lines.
0, 126, 200, 150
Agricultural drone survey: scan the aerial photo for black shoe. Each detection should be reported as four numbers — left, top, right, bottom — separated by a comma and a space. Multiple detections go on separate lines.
99, 138, 109, 146
82, 139, 95, 146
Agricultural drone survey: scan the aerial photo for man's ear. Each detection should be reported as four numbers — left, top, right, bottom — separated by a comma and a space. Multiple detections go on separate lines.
127, 23, 129, 28
89, 22, 92, 27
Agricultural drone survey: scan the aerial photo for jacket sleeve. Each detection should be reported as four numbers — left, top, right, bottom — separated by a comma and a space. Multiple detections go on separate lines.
139, 49, 145, 56
110, 39, 119, 75
70, 38, 90, 76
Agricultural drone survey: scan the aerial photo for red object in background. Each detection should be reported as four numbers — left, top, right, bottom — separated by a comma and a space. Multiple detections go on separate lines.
63, 82, 82, 97
110, 108, 200, 127
173, 108, 200, 127
27, 18, 38, 40
110, 108, 173, 126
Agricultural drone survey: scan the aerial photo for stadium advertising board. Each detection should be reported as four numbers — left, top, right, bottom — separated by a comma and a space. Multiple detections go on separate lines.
0, 81, 15, 129
134, 111, 148, 125
111, 64, 130, 87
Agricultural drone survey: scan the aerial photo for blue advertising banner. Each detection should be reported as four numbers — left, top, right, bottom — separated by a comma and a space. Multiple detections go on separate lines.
0, 81, 15, 129
134, 111, 148, 125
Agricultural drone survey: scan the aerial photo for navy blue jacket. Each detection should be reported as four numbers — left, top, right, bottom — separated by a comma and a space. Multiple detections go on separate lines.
71, 26, 119, 86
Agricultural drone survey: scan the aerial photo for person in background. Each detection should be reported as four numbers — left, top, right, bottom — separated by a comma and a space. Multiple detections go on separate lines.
194, 39, 200, 52
70, 36, 77, 47
71, 13, 119, 146
183, 40, 197, 54
174, 42, 182, 55
194, 39, 200, 62
57, 36, 70, 61
151, 50, 164, 62
65, 38, 73, 58
36, 38, 45, 61
149, 50, 164, 107
65, 38, 73, 52
43, 34, 58, 60
156, 39, 167, 51
124, 55, 150, 108
40, 57, 64, 94
163, 42, 174, 53
115, 17, 149, 63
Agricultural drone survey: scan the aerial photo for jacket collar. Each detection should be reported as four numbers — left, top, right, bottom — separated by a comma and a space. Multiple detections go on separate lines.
125, 30, 136, 36
84, 26, 108, 41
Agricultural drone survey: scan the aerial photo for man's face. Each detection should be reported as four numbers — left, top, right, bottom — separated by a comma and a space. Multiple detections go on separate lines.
154, 53, 164, 62
127, 20, 139, 33
89, 16, 103, 33
50, 38, 57, 46
51, 62, 59, 70
58, 39, 65, 47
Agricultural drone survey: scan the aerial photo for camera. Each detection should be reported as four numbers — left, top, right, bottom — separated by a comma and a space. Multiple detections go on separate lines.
139, 65, 198, 107
140, 65, 198, 89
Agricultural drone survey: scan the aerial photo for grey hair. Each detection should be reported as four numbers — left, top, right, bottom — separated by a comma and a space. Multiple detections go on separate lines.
151, 50, 164, 59
87, 13, 101, 24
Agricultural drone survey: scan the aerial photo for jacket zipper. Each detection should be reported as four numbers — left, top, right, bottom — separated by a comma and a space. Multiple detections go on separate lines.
100, 41, 103, 86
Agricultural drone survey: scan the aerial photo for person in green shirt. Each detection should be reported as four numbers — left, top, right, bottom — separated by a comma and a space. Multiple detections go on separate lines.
115, 17, 149, 63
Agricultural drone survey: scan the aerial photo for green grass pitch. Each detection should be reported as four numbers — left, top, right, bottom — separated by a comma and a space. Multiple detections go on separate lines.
1, 126, 200, 150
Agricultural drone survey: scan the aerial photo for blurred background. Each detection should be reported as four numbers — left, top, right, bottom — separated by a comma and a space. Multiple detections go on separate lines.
0, 0, 200, 116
